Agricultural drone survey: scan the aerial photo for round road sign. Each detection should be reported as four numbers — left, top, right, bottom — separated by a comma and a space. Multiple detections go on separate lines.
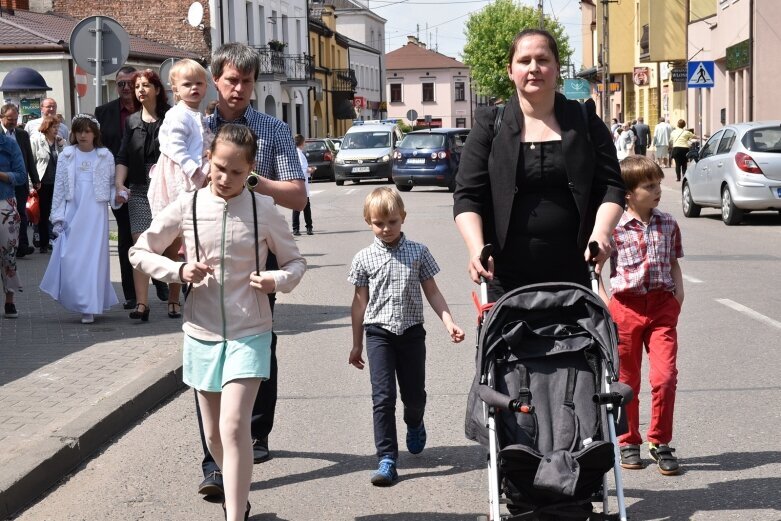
74, 65, 88, 98
69, 16, 130, 77
406, 109, 418, 122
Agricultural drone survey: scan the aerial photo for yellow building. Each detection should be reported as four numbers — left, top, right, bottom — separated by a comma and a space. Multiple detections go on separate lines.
308, 4, 356, 138
581, 0, 692, 131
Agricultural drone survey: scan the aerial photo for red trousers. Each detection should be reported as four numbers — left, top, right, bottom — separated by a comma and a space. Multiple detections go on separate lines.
609, 290, 680, 446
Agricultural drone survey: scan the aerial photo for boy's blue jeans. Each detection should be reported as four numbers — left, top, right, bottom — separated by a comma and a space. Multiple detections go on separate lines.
365, 324, 427, 460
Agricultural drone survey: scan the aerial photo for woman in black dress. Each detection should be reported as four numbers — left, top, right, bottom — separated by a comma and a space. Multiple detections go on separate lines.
115, 70, 180, 320
454, 29, 625, 301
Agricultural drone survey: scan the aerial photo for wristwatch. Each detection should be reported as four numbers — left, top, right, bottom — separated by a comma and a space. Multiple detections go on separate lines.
246, 172, 261, 190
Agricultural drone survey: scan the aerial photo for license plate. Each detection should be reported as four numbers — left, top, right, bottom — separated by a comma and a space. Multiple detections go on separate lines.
352, 166, 370, 173
407, 158, 425, 165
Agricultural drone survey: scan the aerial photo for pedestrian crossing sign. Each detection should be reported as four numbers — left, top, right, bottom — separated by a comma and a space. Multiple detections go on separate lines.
687, 61, 715, 89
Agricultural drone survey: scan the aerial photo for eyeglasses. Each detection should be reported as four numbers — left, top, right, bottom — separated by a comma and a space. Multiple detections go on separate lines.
116, 81, 132, 88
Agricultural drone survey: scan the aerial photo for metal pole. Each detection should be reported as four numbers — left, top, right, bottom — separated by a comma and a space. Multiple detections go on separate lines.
538, 0, 544, 29
698, 88, 703, 147
94, 16, 103, 108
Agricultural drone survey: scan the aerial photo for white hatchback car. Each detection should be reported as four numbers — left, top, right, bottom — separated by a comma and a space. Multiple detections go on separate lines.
682, 121, 781, 225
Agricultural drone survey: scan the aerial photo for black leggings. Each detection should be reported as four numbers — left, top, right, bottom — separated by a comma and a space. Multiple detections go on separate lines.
672, 147, 689, 180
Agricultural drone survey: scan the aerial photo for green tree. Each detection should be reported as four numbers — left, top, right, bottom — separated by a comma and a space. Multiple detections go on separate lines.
462, 0, 573, 100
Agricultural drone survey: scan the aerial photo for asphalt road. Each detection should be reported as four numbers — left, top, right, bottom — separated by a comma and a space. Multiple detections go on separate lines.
15, 170, 781, 521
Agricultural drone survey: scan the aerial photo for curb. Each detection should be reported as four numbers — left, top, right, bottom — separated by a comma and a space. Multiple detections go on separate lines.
0, 355, 185, 520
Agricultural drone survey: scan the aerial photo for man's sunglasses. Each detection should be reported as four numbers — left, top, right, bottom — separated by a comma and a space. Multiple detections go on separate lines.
116, 81, 133, 88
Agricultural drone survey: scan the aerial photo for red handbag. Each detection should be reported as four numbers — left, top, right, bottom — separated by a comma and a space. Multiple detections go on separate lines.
26, 188, 40, 225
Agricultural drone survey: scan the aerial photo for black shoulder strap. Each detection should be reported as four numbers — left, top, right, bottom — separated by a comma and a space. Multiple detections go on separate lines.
192, 190, 200, 263
250, 191, 260, 275
579, 101, 591, 144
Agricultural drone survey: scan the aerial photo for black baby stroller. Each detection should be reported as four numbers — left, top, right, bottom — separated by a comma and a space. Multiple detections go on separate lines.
466, 245, 633, 521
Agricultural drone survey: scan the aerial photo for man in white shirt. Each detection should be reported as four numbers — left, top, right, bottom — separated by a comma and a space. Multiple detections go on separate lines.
24, 98, 69, 140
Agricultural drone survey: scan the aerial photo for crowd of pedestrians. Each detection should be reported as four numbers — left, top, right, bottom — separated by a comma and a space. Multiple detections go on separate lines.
610, 115, 699, 179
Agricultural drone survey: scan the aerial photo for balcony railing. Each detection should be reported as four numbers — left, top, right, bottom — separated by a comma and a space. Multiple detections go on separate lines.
332, 68, 357, 92
253, 47, 315, 81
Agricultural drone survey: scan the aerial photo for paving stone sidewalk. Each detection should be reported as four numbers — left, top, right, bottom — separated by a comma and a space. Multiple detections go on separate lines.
0, 232, 185, 519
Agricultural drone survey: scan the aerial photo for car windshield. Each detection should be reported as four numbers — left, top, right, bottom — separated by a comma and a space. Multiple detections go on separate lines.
399, 134, 446, 149
742, 128, 781, 153
304, 141, 328, 152
343, 131, 390, 149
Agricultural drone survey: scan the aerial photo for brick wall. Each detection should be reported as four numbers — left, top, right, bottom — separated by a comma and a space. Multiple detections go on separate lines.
51, 1, 213, 62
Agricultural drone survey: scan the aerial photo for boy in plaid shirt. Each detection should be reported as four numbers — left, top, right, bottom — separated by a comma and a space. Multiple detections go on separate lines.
603, 156, 684, 476
348, 187, 464, 486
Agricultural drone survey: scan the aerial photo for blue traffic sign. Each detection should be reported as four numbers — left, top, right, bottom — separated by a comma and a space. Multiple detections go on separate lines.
563, 78, 591, 100
687, 61, 715, 89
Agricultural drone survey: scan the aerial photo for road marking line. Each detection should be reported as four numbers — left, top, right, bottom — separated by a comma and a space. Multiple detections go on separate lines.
716, 298, 781, 330
345, 188, 358, 195
683, 274, 703, 283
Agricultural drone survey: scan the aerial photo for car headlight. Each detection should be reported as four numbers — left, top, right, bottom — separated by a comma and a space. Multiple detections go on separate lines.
335, 157, 345, 164
381, 154, 390, 162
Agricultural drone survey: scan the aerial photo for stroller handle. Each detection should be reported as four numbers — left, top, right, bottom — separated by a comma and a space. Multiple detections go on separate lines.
479, 244, 494, 271
587, 241, 600, 291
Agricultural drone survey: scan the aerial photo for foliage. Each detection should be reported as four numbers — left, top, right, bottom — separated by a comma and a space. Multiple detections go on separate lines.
462, 0, 573, 100
268, 40, 286, 52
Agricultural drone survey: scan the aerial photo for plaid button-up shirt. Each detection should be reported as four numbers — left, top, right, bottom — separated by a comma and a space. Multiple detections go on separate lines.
609, 209, 683, 295
348, 233, 440, 335
206, 106, 303, 182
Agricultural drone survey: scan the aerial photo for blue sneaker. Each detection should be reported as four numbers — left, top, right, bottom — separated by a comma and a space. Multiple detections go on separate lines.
370, 457, 398, 486
406, 421, 427, 455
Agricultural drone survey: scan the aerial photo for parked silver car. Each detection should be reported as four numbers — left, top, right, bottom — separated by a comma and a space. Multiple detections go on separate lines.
682, 121, 781, 225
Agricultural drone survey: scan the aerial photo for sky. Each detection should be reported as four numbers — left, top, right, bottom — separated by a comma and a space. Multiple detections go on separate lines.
366, 0, 586, 70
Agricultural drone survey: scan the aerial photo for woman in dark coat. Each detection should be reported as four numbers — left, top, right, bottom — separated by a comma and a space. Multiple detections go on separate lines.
114, 70, 180, 321
453, 29, 626, 300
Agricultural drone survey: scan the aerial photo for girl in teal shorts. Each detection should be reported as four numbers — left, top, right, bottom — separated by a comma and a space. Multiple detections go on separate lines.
130, 124, 306, 520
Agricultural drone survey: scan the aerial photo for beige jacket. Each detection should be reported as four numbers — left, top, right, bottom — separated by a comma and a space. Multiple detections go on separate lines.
129, 186, 306, 341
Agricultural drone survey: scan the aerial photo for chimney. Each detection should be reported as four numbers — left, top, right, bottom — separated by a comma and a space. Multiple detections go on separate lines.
407, 35, 419, 46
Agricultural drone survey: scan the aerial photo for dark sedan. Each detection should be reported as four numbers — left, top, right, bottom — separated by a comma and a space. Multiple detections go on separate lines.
304, 139, 336, 181
392, 128, 469, 192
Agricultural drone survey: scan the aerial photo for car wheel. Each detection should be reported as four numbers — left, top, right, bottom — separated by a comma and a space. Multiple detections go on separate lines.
721, 186, 743, 225
681, 182, 701, 217
335, 179, 344, 186
448, 172, 457, 193
396, 184, 412, 192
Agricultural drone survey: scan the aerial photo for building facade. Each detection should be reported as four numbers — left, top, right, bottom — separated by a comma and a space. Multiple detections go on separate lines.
331, 0, 386, 120
308, 3, 356, 138
385, 36, 473, 129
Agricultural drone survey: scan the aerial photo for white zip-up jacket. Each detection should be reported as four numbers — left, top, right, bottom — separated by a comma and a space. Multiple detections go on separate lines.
51, 145, 120, 227
129, 186, 306, 341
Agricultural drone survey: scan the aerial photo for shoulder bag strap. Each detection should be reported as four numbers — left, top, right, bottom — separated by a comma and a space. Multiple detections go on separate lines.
250, 191, 260, 275
184, 190, 200, 301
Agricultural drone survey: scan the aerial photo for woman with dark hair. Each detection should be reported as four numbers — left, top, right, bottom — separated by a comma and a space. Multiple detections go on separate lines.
0, 130, 25, 318
114, 69, 180, 321
40, 114, 120, 324
31, 115, 66, 253
454, 28, 626, 300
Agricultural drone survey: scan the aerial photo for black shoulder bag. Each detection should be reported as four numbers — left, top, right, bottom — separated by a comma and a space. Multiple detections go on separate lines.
184, 189, 260, 301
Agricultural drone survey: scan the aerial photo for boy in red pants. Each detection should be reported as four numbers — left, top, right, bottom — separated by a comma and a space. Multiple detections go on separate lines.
602, 155, 684, 475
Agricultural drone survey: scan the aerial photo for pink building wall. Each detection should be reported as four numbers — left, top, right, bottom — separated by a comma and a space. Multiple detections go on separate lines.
688, 0, 781, 136
386, 68, 473, 128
